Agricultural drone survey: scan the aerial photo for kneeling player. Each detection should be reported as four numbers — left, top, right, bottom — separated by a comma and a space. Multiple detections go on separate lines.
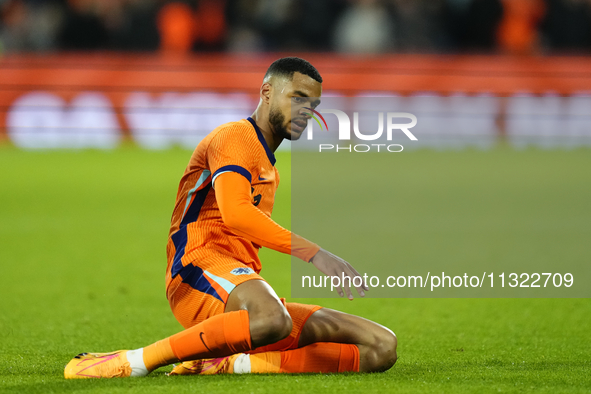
64, 57, 397, 378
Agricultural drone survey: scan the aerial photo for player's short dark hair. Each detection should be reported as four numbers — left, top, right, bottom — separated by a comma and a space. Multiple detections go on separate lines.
264, 57, 323, 83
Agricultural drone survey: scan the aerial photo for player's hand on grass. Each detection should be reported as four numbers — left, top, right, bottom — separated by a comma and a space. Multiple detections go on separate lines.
309, 248, 369, 300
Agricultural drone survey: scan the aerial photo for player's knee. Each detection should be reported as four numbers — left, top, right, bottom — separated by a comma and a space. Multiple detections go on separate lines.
376, 331, 398, 371
260, 309, 293, 344
366, 330, 397, 372
249, 304, 293, 346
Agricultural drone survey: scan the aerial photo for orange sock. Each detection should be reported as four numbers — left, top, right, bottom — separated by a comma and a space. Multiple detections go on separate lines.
235, 343, 359, 374
169, 310, 252, 361
242, 352, 281, 373
142, 310, 252, 372
279, 343, 359, 373
142, 339, 177, 372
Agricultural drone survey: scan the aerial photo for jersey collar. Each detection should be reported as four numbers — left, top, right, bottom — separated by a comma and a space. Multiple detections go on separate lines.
247, 117, 276, 166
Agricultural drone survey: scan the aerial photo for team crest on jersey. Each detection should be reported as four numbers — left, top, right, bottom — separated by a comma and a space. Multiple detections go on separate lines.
231, 267, 255, 275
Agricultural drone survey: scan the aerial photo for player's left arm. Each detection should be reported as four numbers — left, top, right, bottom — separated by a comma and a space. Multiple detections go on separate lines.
215, 172, 367, 299
215, 171, 318, 261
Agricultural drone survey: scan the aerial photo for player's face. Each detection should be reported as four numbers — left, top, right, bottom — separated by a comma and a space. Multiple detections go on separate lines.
269, 72, 322, 141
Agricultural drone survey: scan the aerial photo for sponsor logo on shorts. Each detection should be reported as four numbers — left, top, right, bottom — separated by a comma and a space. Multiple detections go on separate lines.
231, 267, 255, 275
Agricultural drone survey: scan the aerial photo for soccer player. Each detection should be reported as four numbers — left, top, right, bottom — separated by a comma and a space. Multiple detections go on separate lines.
64, 57, 397, 378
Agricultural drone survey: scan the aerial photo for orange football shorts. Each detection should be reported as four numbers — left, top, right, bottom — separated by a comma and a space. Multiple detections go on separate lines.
167, 255, 321, 352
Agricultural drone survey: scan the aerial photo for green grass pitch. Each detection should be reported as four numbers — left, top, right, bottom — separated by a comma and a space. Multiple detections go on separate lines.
0, 146, 589, 393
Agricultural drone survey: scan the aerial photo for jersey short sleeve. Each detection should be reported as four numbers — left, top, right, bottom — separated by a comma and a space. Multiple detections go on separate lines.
207, 123, 259, 187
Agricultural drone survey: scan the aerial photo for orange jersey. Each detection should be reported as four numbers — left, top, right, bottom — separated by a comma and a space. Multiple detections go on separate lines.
166, 117, 319, 298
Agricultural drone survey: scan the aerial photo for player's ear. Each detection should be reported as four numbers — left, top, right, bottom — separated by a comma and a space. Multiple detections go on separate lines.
260, 82, 272, 104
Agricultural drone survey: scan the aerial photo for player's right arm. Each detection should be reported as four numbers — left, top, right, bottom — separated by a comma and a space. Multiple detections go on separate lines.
215, 172, 367, 299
